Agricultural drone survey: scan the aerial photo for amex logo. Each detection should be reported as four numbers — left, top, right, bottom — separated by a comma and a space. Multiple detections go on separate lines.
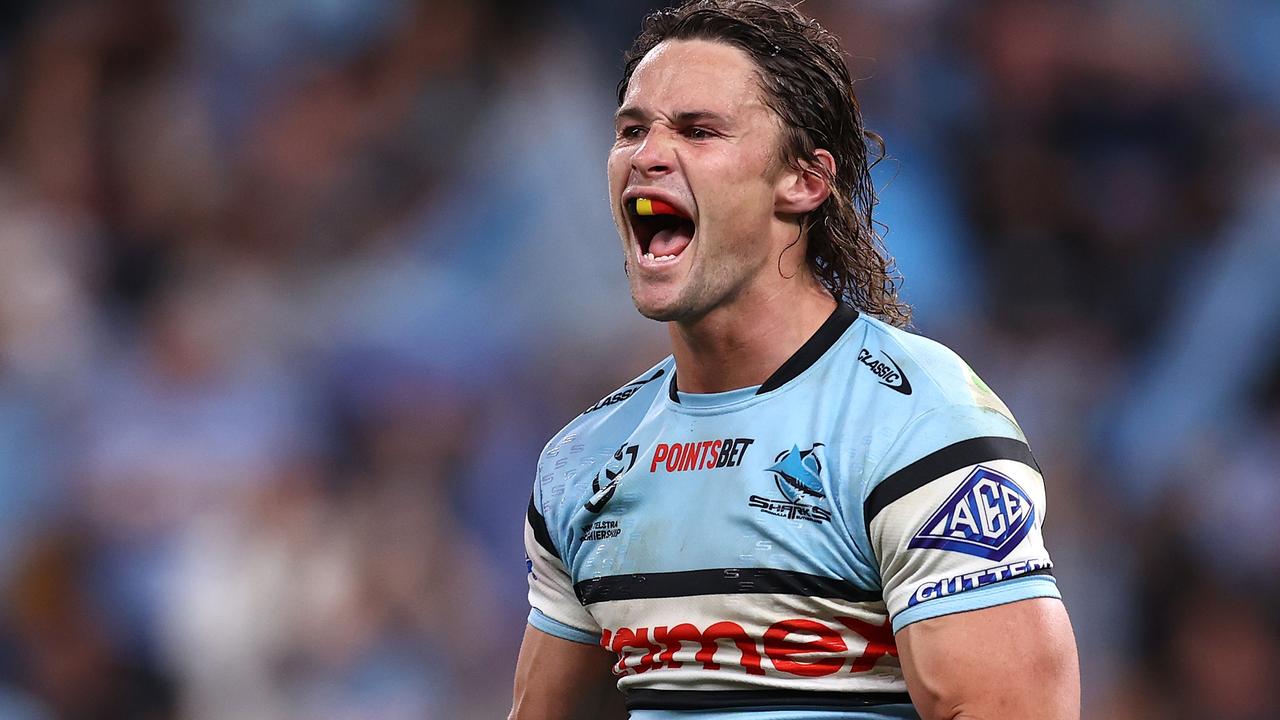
908, 466, 1035, 561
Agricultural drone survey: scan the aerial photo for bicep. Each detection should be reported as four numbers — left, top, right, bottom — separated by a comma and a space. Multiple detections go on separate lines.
897, 598, 1079, 720
510, 624, 627, 720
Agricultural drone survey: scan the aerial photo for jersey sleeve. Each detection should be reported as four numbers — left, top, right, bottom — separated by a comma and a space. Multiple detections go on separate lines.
863, 404, 1060, 633
524, 490, 602, 645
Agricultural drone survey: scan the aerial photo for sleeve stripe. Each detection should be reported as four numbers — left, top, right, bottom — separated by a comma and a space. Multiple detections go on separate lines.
863, 436, 1040, 534
528, 608, 599, 645
890, 572, 1060, 633
527, 494, 560, 560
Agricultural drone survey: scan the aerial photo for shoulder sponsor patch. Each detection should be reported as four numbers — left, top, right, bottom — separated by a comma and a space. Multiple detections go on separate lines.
858, 348, 911, 395
582, 369, 665, 415
908, 466, 1035, 561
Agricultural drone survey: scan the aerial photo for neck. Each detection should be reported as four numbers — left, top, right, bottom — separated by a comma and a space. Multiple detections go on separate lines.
668, 278, 837, 394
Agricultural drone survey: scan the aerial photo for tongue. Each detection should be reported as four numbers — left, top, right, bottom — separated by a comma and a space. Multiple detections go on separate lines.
649, 224, 693, 257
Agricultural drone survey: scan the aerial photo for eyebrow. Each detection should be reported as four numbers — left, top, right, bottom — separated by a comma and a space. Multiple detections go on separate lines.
614, 107, 731, 125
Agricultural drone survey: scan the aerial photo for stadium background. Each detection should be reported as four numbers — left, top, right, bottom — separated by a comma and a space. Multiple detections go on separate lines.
0, 0, 1278, 717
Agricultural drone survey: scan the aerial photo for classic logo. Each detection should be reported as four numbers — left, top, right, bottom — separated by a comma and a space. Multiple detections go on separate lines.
582, 369, 665, 415
584, 443, 640, 513
748, 444, 832, 524
858, 348, 912, 395
908, 466, 1035, 561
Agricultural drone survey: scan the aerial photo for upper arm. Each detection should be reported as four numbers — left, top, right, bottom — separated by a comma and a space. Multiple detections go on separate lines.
519, 486, 623, 718
897, 597, 1079, 720
510, 624, 627, 720
860, 403, 1076, 713
864, 405, 1060, 631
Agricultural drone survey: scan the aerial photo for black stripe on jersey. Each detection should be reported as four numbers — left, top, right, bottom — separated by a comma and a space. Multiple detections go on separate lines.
527, 495, 560, 561
624, 689, 913, 711
757, 303, 859, 394
1017, 567, 1055, 582
668, 304, 859, 403
863, 436, 1040, 534
574, 567, 879, 606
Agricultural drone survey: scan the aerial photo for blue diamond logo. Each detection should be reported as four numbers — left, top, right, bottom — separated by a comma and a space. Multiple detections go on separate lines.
909, 466, 1035, 561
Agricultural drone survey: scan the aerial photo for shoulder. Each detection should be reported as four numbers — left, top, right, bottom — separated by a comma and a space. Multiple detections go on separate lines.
574, 358, 673, 421
852, 315, 1016, 423
532, 356, 673, 511
543, 356, 672, 455
841, 317, 1031, 493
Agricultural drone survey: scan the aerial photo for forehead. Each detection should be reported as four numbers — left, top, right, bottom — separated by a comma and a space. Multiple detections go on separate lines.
623, 39, 767, 115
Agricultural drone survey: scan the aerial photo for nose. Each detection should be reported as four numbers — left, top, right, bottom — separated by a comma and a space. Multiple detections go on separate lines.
630, 126, 676, 177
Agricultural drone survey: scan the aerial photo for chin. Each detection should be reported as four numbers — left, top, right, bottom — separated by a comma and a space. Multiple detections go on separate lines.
630, 286, 688, 322
631, 286, 713, 324
631, 296, 682, 322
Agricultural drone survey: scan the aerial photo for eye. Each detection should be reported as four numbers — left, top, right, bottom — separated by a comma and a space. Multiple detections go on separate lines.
683, 126, 716, 140
619, 124, 647, 140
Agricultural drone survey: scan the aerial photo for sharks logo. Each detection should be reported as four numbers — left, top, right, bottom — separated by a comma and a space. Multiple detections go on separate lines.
767, 444, 827, 502
584, 443, 639, 513
749, 444, 832, 524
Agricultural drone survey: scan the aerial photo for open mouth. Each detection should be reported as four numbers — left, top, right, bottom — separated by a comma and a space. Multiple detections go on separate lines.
627, 197, 695, 262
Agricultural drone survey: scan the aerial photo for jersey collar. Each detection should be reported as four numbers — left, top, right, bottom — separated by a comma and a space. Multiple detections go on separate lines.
668, 303, 860, 403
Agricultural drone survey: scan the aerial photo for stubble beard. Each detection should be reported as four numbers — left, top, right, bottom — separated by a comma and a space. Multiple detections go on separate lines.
628, 251, 757, 324
629, 263, 707, 322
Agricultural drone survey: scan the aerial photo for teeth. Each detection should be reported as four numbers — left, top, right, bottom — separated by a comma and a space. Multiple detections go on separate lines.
642, 252, 678, 262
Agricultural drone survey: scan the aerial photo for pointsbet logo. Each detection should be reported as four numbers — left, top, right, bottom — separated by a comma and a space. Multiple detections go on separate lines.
650, 438, 753, 473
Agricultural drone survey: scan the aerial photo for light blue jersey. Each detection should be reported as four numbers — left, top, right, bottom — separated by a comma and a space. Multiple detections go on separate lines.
524, 306, 1059, 718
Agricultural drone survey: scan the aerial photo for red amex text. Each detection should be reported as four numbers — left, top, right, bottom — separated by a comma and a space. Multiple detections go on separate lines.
600, 615, 897, 677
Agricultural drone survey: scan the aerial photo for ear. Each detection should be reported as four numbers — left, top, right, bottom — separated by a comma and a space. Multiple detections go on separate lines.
774, 149, 835, 215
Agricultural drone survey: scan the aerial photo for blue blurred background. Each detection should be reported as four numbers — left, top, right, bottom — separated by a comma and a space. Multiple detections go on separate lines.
0, 0, 1277, 717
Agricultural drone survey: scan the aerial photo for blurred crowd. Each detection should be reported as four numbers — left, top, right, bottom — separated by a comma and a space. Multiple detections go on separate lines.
0, 0, 1277, 718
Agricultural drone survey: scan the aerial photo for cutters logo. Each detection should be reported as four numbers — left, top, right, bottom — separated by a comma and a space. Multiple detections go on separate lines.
908, 559, 1052, 607
582, 370, 665, 415
858, 348, 912, 395
584, 444, 640, 513
748, 444, 832, 524
909, 465, 1035, 560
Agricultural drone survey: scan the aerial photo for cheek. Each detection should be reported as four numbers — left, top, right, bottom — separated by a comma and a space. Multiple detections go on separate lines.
606, 151, 631, 227
606, 148, 630, 186
691, 165, 773, 227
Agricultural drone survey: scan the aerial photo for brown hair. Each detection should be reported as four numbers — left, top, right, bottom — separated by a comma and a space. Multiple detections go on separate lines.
619, 0, 910, 326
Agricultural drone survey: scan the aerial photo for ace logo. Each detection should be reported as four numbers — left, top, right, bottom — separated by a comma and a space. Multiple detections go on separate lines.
908, 466, 1035, 561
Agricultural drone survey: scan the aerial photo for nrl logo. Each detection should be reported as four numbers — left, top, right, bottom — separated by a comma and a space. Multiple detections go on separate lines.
584, 443, 639, 513
748, 444, 832, 524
